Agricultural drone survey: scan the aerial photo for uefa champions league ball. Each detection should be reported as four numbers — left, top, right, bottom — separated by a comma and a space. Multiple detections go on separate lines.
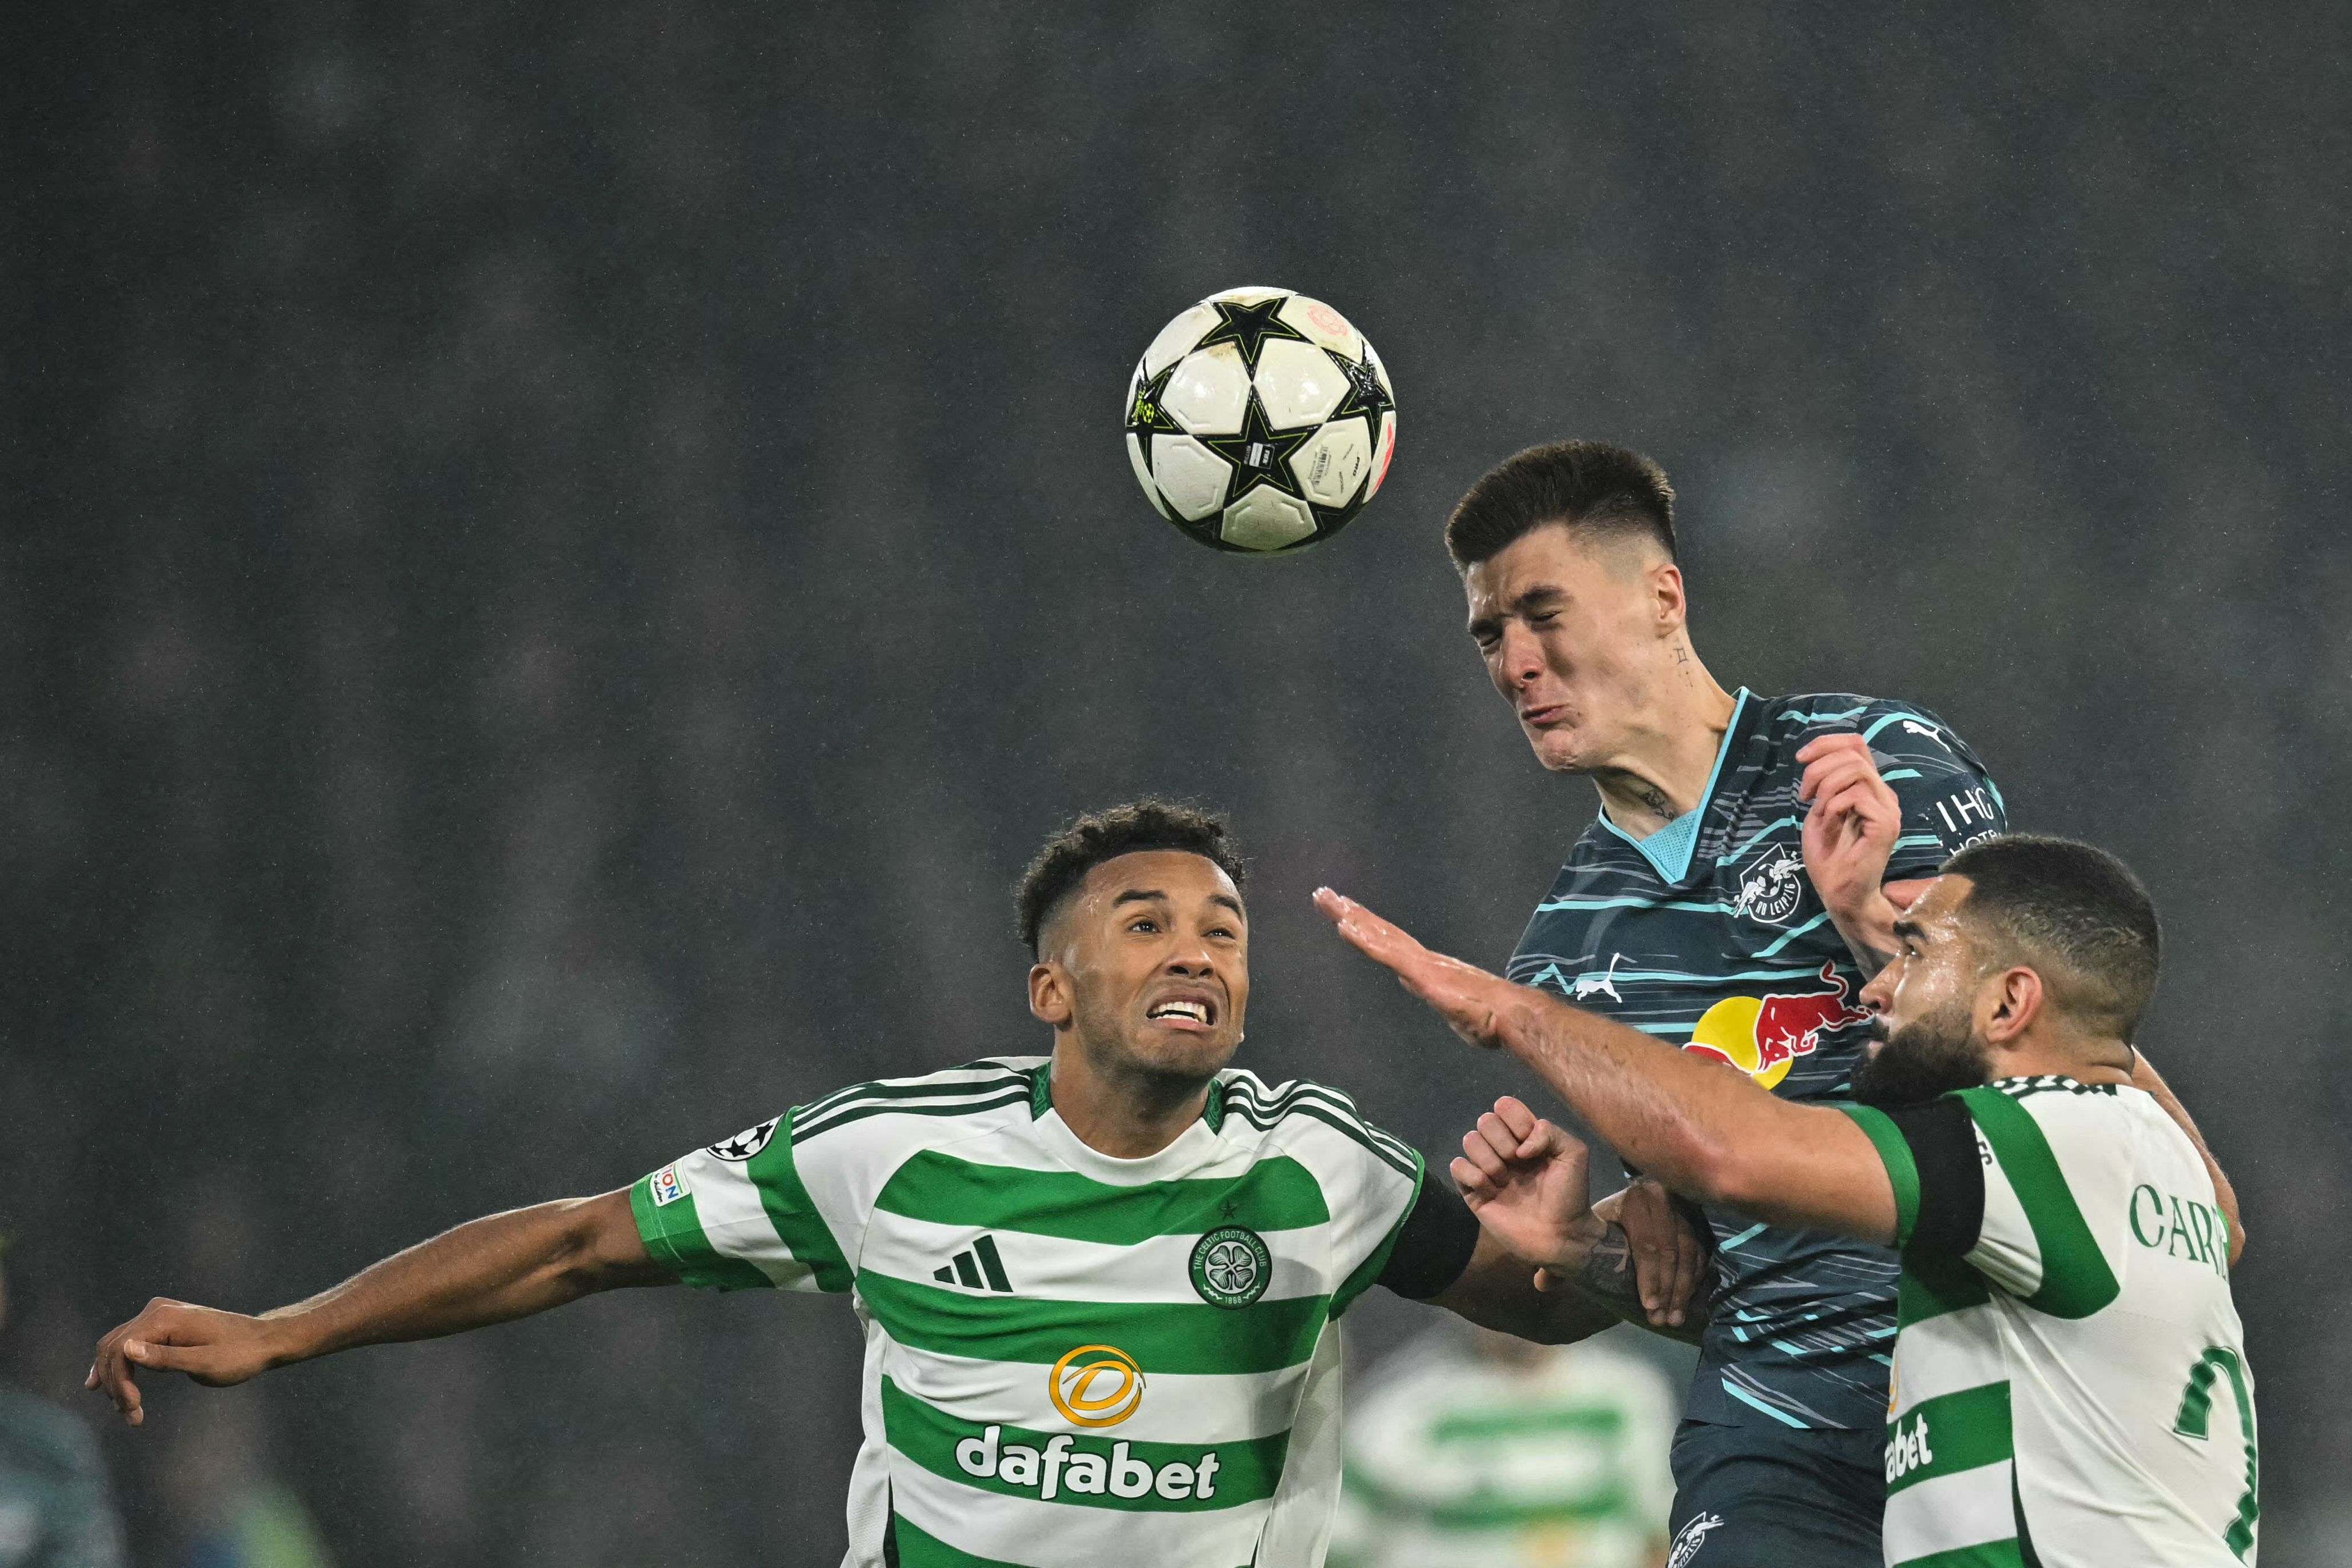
1123, 286, 1397, 554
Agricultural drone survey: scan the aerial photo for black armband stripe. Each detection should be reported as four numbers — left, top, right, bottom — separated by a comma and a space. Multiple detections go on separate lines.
1375, 1165, 1482, 1300
1883, 1098, 1986, 1259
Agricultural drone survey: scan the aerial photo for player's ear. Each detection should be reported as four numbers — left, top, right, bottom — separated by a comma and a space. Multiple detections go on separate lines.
1980, 966, 2043, 1047
1649, 558, 1688, 634
1029, 961, 1073, 1028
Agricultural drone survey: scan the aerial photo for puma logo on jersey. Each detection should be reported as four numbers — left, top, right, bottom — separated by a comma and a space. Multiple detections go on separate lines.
1885, 1413, 1937, 1482
934, 1234, 1015, 1292
1573, 953, 1626, 1002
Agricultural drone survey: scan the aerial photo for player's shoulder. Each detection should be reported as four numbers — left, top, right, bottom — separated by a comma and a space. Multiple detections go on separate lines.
1757, 690, 1990, 775
789, 1054, 1045, 1147
1949, 1075, 2142, 1163
1216, 1067, 1419, 1182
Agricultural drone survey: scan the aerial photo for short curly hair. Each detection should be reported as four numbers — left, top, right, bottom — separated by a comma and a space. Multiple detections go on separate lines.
1015, 801, 1247, 954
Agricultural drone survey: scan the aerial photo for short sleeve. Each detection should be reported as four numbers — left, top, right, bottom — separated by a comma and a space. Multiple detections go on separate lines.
1854, 705, 2009, 878
631, 1109, 855, 1294
1253, 1082, 1423, 1321
1950, 1086, 2121, 1319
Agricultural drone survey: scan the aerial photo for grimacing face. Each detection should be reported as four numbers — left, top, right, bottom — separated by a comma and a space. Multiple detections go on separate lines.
1463, 523, 1680, 775
1034, 850, 1250, 1081
1854, 875, 1995, 1106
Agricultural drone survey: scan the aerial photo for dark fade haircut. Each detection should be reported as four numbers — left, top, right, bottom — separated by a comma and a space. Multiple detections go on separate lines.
1445, 439, 1677, 570
1941, 834, 2162, 1039
1015, 800, 1248, 954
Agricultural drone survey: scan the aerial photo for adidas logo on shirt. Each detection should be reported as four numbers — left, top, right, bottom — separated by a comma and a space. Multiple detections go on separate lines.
934, 1234, 1014, 1292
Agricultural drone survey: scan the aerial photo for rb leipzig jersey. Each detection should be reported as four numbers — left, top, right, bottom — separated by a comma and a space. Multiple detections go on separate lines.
1507, 690, 2006, 1431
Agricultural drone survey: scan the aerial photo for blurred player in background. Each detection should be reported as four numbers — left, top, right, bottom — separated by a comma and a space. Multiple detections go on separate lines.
1438, 441, 2238, 1567
0, 1242, 127, 1568
89, 803, 1686, 1568
1329, 1323, 1674, 1568
1319, 834, 2259, 1566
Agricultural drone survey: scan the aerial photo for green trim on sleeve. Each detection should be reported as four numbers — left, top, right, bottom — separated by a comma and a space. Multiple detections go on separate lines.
1836, 1104, 1920, 1248
1329, 1151, 1426, 1321
1957, 1087, 2120, 1319
629, 1173, 773, 1291
750, 1109, 854, 1292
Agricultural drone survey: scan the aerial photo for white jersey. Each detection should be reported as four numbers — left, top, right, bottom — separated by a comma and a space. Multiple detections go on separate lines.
631, 1058, 1427, 1567
1843, 1077, 2256, 1568
1327, 1330, 1675, 1568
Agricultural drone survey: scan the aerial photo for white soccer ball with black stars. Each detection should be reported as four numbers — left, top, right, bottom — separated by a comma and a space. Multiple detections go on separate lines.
1124, 286, 1397, 555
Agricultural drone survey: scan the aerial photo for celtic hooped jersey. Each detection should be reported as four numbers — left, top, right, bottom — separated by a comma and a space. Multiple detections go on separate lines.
631, 1057, 1426, 1568
1327, 1331, 1677, 1568
1843, 1079, 2257, 1567
1507, 690, 2006, 1430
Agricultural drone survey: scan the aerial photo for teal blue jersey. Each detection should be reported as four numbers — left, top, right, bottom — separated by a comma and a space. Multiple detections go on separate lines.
1507, 690, 2005, 1431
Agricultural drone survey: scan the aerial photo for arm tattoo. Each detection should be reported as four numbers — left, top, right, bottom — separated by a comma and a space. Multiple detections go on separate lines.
1573, 1223, 1646, 1317
1565, 1222, 1711, 1342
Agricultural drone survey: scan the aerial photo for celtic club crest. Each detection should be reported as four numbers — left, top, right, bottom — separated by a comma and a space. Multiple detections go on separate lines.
1189, 1226, 1271, 1310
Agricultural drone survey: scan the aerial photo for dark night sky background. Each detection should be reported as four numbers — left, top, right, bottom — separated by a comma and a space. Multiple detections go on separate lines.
5, 3, 2349, 1563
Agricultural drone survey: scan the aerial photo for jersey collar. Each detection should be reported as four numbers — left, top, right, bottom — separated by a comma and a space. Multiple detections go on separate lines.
1594, 687, 1753, 886
1029, 1064, 1231, 1185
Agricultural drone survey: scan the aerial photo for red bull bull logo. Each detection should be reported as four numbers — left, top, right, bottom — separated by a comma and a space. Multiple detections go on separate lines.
1683, 961, 1872, 1089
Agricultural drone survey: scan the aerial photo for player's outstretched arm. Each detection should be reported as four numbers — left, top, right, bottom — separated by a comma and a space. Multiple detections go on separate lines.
1315, 888, 1899, 1243
87, 1188, 671, 1426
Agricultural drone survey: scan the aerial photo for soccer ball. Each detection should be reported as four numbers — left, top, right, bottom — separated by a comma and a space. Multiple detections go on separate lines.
1123, 286, 1397, 555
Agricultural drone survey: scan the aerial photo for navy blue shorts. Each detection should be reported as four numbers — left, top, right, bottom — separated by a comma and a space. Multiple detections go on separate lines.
1665, 1418, 1883, 1568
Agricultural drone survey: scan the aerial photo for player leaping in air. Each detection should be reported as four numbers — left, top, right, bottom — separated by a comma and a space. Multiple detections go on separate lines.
1317, 834, 2258, 1567
1435, 439, 2240, 1566
90, 802, 1680, 1568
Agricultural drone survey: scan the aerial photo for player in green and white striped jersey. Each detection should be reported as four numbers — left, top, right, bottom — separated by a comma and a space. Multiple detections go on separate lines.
89, 802, 1681, 1567
1319, 834, 2255, 1567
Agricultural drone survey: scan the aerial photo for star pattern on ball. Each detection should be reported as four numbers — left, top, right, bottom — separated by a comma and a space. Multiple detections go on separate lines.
1193, 294, 1314, 375
1125, 362, 1185, 463
1197, 393, 1317, 509
1329, 349, 1395, 443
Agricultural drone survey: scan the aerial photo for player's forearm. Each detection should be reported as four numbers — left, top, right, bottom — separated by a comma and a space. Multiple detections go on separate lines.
1491, 990, 1801, 1210
1433, 1229, 1625, 1346
1555, 1223, 1707, 1345
256, 1192, 665, 1365
1823, 890, 1898, 975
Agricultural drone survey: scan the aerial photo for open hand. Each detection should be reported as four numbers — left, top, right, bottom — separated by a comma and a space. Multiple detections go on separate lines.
1313, 888, 1525, 1050
1450, 1096, 1601, 1271
86, 1298, 279, 1426
1592, 1177, 1711, 1329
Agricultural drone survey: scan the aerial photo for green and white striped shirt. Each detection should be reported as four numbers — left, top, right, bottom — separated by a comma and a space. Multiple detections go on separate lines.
1843, 1077, 2257, 1568
631, 1057, 1429, 1568
1327, 1330, 1675, 1568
